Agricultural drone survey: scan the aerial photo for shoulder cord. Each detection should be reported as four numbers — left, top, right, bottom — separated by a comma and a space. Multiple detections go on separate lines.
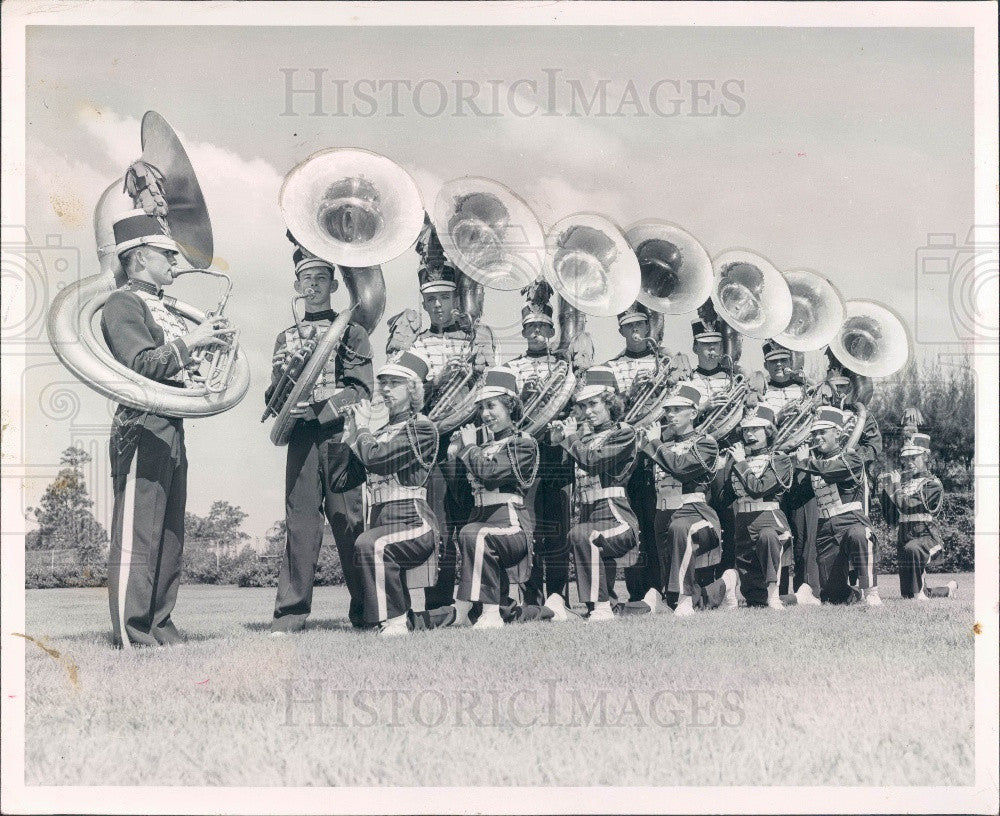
691, 434, 721, 478
338, 334, 374, 365
838, 450, 866, 488
405, 417, 439, 488
769, 453, 794, 491
918, 477, 944, 515
507, 433, 540, 490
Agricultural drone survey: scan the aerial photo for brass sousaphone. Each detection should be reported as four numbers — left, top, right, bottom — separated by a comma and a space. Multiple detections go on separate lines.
47, 111, 251, 417
267, 147, 424, 445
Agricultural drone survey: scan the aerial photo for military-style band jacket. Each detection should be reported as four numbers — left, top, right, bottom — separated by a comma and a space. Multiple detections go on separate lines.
408, 321, 496, 382
688, 366, 731, 407
355, 414, 439, 503
101, 286, 192, 387
604, 349, 658, 396
458, 429, 539, 501
719, 451, 794, 508
641, 431, 719, 505
878, 472, 944, 546
762, 380, 805, 413
796, 447, 868, 515
561, 422, 639, 496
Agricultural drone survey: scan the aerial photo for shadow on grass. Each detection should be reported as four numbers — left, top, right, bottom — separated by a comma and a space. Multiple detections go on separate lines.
241, 618, 361, 634
52, 630, 219, 647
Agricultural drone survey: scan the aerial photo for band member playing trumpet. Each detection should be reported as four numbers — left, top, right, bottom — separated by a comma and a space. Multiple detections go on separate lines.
793, 407, 882, 606
719, 405, 794, 610
268, 252, 374, 633
505, 301, 574, 607
877, 433, 957, 601
343, 351, 440, 637
604, 302, 661, 607
103, 210, 234, 647
448, 367, 541, 629
549, 367, 639, 622
640, 383, 738, 617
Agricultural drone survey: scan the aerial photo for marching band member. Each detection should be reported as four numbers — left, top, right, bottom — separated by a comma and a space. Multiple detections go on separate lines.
793, 407, 882, 606
719, 405, 794, 609
877, 433, 957, 601
604, 302, 661, 607
267, 252, 373, 634
103, 211, 233, 648
549, 367, 639, 622
505, 301, 574, 607
640, 383, 738, 617
687, 320, 732, 409
344, 351, 440, 637
449, 367, 544, 629
405, 247, 497, 612
760, 340, 805, 414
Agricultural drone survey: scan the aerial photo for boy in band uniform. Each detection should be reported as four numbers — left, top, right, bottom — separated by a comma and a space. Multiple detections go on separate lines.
103, 210, 233, 648
639, 383, 738, 617
267, 253, 373, 633
877, 433, 957, 601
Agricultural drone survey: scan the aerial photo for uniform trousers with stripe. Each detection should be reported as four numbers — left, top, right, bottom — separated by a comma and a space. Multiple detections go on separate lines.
815, 510, 877, 604
897, 528, 946, 598
424, 432, 475, 609
356, 498, 438, 624
734, 509, 792, 607
523, 478, 571, 605
108, 414, 187, 648
569, 497, 638, 605
666, 503, 722, 598
272, 421, 365, 632
457, 502, 531, 605
624, 461, 660, 601
785, 493, 820, 595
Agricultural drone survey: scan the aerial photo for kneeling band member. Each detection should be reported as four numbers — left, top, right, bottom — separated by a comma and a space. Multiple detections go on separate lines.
346, 351, 440, 637
720, 405, 794, 609
877, 433, 956, 601
450, 367, 541, 629
549, 367, 639, 622
640, 383, 736, 617
794, 407, 881, 606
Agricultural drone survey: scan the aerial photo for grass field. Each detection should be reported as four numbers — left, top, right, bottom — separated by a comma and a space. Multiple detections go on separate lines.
21, 576, 974, 787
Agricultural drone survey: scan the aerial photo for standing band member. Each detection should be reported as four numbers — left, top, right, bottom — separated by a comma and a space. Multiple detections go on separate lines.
605, 302, 661, 607
549, 367, 639, 622
505, 301, 574, 606
103, 211, 233, 647
346, 351, 440, 637
877, 433, 957, 601
268, 253, 373, 634
760, 340, 805, 414
640, 383, 737, 617
720, 405, 794, 610
794, 407, 882, 606
450, 367, 541, 629
687, 320, 732, 409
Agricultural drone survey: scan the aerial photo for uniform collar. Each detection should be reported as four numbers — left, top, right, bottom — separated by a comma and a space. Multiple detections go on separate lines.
696, 365, 724, 377
428, 321, 460, 335
304, 309, 337, 322
769, 379, 797, 389
492, 427, 515, 441
129, 280, 163, 299
621, 347, 653, 359
673, 428, 696, 441
525, 348, 549, 358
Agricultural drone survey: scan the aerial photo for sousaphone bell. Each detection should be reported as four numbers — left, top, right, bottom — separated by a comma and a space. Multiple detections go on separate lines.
711, 249, 793, 339
774, 269, 845, 352
829, 299, 910, 378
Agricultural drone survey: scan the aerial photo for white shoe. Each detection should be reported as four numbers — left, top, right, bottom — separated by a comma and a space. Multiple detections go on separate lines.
544, 593, 569, 622
722, 569, 739, 609
766, 587, 785, 610
472, 609, 504, 630
268, 630, 288, 638
915, 590, 930, 602
795, 584, 822, 606
452, 599, 474, 627
377, 615, 410, 638
674, 595, 695, 618
642, 588, 663, 615
864, 587, 883, 607
588, 601, 616, 622
946, 580, 958, 598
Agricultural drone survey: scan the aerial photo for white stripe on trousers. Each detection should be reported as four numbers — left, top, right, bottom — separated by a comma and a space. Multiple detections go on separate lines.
586, 499, 630, 603
864, 526, 876, 587
374, 517, 432, 622
117, 450, 139, 647
678, 520, 713, 595
470, 504, 519, 601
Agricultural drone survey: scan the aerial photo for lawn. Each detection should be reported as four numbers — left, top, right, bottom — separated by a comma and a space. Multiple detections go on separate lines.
21, 576, 975, 787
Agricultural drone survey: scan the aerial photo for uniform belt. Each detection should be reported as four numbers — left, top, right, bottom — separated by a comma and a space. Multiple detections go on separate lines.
369, 486, 426, 504
656, 495, 684, 511
900, 513, 934, 523
819, 500, 863, 519
735, 500, 779, 513
680, 492, 707, 505
578, 486, 625, 504
311, 385, 337, 403
475, 491, 523, 507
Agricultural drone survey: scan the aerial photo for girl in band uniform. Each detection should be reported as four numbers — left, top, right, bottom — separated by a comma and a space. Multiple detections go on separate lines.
450, 367, 540, 630
549, 366, 639, 622
345, 351, 440, 637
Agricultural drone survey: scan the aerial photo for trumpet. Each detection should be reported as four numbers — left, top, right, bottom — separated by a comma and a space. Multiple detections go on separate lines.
261, 289, 319, 422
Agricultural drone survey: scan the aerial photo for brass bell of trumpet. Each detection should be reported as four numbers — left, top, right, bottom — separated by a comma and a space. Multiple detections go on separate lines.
829, 299, 910, 378
543, 213, 640, 317
710, 250, 793, 339
774, 269, 845, 352
433, 177, 544, 291
48, 111, 250, 418
280, 147, 425, 268
626, 220, 713, 316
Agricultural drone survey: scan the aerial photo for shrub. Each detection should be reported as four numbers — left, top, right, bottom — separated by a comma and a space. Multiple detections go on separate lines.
872, 491, 974, 574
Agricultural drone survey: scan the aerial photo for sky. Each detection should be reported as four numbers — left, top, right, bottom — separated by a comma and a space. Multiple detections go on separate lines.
17, 24, 975, 538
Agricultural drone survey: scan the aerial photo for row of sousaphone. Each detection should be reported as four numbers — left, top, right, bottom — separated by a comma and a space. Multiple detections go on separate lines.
46, 112, 911, 454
